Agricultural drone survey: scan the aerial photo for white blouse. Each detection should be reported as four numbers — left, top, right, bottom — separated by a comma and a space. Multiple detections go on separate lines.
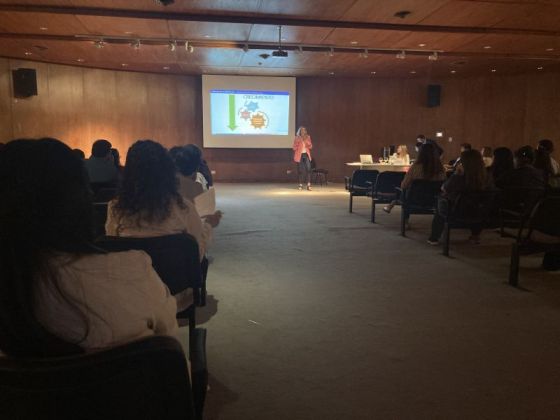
34, 251, 178, 351
105, 199, 212, 260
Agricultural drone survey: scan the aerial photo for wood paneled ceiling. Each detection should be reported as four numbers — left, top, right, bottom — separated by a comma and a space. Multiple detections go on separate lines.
1, 0, 560, 78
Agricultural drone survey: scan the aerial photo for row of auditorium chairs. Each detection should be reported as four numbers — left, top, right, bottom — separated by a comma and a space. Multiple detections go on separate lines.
346, 169, 560, 288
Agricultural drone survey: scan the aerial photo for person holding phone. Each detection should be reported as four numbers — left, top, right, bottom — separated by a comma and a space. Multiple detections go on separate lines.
293, 126, 313, 190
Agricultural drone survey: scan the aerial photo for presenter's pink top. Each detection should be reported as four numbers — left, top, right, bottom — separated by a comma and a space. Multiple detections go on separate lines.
293, 136, 313, 162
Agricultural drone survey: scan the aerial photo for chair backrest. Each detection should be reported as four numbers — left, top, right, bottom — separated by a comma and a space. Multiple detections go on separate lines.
498, 186, 546, 215
447, 190, 499, 222
374, 171, 406, 195
404, 179, 444, 208
351, 169, 378, 188
97, 233, 202, 295
527, 196, 560, 237
0, 336, 194, 420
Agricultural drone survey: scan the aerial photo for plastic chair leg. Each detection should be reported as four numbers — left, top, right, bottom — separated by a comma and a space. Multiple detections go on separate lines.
349, 194, 353, 213
371, 199, 376, 223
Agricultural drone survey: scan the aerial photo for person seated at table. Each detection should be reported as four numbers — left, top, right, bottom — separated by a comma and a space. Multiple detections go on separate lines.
389, 144, 410, 165
170, 145, 204, 202
105, 140, 221, 261
0, 138, 178, 357
495, 145, 544, 190
481, 146, 493, 167
383, 143, 445, 213
428, 149, 493, 245
488, 147, 514, 183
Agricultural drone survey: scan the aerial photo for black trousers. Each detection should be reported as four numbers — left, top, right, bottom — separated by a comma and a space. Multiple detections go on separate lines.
297, 153, 311, 184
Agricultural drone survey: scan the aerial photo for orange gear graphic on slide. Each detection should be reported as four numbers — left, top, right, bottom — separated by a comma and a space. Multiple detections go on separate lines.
250, 112, 269, 129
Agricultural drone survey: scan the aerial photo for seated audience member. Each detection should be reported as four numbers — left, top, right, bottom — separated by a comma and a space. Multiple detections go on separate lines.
198, 158, 213, 188
428, 150, 493, 245
389, 144, 410, 165
488, 147, 514, 183
72, 148, 85, 160
111, 147, 124, 176
170, 145, 204, 202
85, 139, 118, 184
418, 134, 443, 156
383, 143, 445, 213
0, 138, 178, 357
535, 147, 560, 188
496, 146, 545, 190
537, 139, 559, 175
448, 143, 472, 169
481, 146, 493, 167
105, 140, 221, 260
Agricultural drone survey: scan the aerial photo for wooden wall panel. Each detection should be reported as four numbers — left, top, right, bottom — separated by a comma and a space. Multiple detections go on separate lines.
1, 58, 560, 182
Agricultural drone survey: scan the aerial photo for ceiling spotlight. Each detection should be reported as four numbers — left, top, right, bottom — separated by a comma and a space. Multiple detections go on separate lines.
94, 40, 105, 49
121, 63, 128, 67
428, 51, 438, 61
243, 44, 249, 53
371, 71, 376, 75
131, 39, 141, 50
483, 45, 492, 49
76, 58, 85, 62
24, 51, 32, 56
537, 66, 544, 70
396, 50, 406, 59
410, 70, 416, 74
168, 40, 177, 51
418, 43, 426, 47
450, 70, 456, 74
163, 66, 170, 70
185, 41, 194, 53
546, 48, 554, 52
491, 69, 497, 72
328, 71, 335, 76
39, 27, 48, 31
360, 49, 369, 58
327, 47, 334, 57
350, 41, 358, 45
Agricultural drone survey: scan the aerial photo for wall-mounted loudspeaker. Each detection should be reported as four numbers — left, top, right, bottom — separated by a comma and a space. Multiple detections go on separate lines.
427, 84, 441, 108
12, 68, 38, 98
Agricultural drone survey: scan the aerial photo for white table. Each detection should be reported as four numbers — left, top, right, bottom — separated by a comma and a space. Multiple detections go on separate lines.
345, 162, 410, 172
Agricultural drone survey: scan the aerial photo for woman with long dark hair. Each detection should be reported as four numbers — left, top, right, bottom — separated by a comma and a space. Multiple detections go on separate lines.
0, 138, 177, 357
106, 140, 220, 258
428, 149, 491, 245
384, 143, 445, 213
488, 147, 514, 183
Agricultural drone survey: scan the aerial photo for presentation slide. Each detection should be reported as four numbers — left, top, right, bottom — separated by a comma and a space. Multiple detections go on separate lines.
202, 75, 296, 149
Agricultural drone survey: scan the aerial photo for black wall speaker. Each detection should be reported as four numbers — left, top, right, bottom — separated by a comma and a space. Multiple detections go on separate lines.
427, 84, 441, 108
12, 68, 38, 98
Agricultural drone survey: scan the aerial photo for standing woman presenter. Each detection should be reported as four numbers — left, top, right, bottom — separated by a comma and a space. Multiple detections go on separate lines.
293, 126, 313, 190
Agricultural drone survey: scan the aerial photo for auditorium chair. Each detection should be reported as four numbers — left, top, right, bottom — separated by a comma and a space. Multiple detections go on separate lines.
368, 171, 405, 223
509, 196, 560, 287
399, 179, 444, 236
498, 186, 546, 238
0, 336, 195, 420
310, 159, 328, 186
346, 170, 379, 213
438, 190, 499, 257
96, 233, 208, 418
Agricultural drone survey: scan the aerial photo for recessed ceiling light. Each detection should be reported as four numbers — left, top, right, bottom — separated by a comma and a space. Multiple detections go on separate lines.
204, 35, 212, 38
163, 66, 170, 70
491, 69, 497, 72
328, 71, 335, 75
39, 27, 48, 31
410, 70, 416, 74
24, 51, 32, 56
371, 71, 376, 74
350, 41, 358, 45
537, 66, 544, 70
76, 58, 85, 62
121, 63, 128, 67
450, 70, 456, 74
546, 48, 554, 52
418, 43, 426, 47
483, 45, 492, 49
124, 31, 133, 35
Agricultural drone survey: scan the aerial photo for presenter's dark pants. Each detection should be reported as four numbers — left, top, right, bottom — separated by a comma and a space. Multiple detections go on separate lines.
297, 153, 311, 184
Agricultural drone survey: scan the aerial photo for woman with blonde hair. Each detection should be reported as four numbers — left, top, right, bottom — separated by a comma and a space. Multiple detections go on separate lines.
389, 144, 410, 165
293, 126, 313, 190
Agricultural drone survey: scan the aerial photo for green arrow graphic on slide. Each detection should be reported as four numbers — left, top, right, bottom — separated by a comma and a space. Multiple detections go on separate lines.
228, 94, 238, 131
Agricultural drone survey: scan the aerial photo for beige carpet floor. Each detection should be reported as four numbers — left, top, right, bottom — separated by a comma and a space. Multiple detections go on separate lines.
198, 183, 560, 420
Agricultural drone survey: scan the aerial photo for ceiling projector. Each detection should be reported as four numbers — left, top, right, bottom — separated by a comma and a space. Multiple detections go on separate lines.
272, 49, 288, 57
